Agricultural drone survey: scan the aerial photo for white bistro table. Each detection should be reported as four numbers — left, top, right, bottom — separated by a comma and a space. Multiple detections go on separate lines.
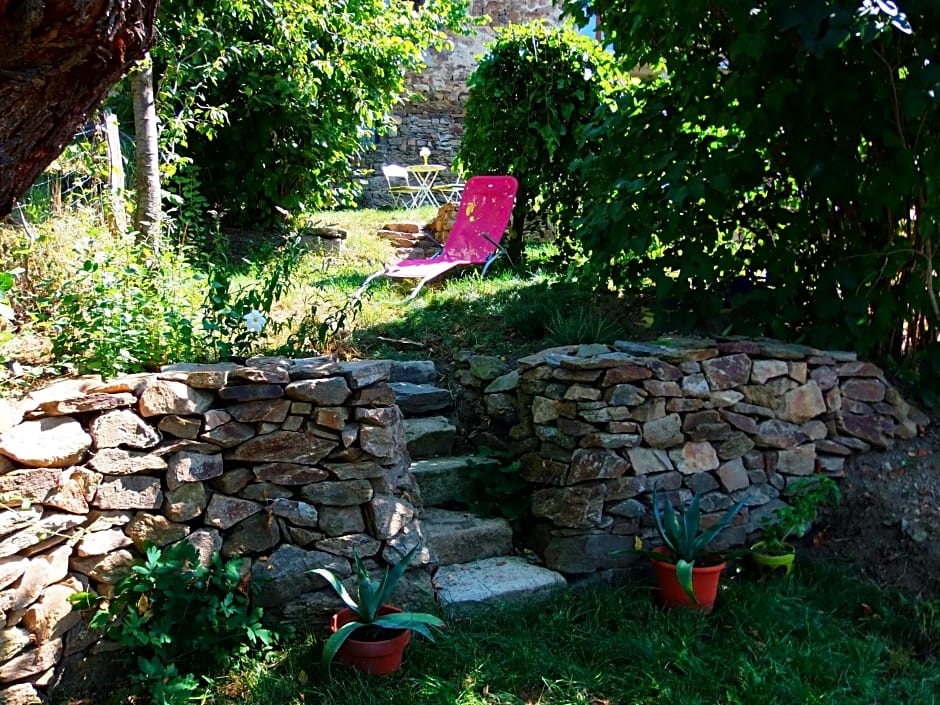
406, 164, 445, 208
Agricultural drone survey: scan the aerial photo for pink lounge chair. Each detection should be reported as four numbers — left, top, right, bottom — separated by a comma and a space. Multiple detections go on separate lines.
355, 175, 518, 302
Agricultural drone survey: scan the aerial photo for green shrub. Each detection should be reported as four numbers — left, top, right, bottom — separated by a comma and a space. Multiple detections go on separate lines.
563, 0, 940, 404
33, 233, 304, 376
457, 20, 629, 263
72, 542, 277, 705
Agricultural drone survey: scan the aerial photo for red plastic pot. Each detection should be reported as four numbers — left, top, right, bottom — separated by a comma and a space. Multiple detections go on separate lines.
330, 605, 411, 675
650, 547, 727, 613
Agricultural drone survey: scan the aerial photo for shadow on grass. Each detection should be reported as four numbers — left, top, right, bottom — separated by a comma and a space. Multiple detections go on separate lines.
352, 276, 643, 360
214, 559, 939, 705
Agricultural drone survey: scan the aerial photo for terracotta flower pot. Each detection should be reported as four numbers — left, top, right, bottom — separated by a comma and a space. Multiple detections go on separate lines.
751, 541, 796, 577
650, 547, 727, 613
330, 605, 411, 675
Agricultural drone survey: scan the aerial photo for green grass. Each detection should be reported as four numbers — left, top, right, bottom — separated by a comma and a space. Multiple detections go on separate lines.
213, 561, 939, 705
270, 207, 645, 363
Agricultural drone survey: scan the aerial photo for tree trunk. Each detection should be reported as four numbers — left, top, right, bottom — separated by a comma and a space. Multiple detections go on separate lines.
0, 0, 160, 219
132, 54, 161, 249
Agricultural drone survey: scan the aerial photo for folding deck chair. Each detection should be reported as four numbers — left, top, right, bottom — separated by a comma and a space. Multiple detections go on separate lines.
355, 175, 518, 302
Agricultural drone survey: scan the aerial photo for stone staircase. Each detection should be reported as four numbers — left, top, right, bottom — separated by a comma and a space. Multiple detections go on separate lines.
388, 360, 567, 614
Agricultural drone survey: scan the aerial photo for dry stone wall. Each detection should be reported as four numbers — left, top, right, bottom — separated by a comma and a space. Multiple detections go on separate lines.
457, 338, 930, 575
0, 357, 421, 703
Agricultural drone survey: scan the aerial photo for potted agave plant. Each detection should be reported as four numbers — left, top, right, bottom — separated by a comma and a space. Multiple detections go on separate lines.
310, 543, 444, 675
752, 475, 840, 577
630, 488, 747, 612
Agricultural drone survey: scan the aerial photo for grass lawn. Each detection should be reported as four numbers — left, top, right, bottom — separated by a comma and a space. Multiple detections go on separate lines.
272, 205, 647, 365
213, 560, 939, 705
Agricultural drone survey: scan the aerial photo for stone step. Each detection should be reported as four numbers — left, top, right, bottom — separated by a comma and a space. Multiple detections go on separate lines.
389, 382, 452, 416
411, 454, 499, 507
404, 416, 456, 459
420, 507, 512, 567
433, 556, 568, 615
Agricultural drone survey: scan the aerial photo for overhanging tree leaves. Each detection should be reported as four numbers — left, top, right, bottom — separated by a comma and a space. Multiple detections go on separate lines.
457, 21, 627, 264
151, 0, 475, 229
0, 0, 160, 218
563, 0, 940, 397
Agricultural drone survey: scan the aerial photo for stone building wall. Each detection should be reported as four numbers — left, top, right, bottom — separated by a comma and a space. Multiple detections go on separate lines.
455, 338, 929, 575
0, 357, 421, 703
359, 0, 562, 207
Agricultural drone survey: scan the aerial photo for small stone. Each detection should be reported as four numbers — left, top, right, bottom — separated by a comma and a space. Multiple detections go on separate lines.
158, 415, 201, 439
702, 354, 752, 390
92, 475, 163, 510
75, 528, 133, 557
318, 506, 365, 536
716, 458, 750, 492
775, 444, 816, 476
164, 482, 208, 522
270, 498, 319, 527
0, 417, 91, 468
668, 442, 719, 474
126, 512, 191, 549
225, 431, 337, 464
222, 512, 279, 556
205, 494, 264, 530
300, 480, 373, 507
167, 451, 223, 490
217, 383, 284, 402
626, 447, 673, 475
642, 414, 684, 449
89, 409, 161, 450
138, 380, 214, 417
568, 449, 629, 484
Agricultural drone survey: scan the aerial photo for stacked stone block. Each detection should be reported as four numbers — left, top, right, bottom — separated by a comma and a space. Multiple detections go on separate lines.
465, 338, 928, 575
0, 357, 419, 703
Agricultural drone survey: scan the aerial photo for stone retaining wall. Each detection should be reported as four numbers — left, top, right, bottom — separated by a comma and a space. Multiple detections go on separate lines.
0, 357, 421, 703
455, 338, 929, 575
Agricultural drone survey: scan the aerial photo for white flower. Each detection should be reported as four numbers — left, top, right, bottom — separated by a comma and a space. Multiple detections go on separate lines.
583, 67, 594, 81
419, 147, 431, 158
243, 310, 267, 333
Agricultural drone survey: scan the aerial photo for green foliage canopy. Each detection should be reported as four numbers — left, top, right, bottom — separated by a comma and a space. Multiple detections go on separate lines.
562, 0, 940, 394
456, 21, 628, 259
152, 0, 475, 227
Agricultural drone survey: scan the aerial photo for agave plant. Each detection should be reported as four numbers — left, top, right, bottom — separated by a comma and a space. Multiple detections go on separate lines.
637, 487, 747, 603
310, 543, 444, 668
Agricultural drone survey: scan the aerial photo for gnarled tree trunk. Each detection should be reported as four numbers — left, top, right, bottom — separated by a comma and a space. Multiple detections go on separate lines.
0, 0, 160, 219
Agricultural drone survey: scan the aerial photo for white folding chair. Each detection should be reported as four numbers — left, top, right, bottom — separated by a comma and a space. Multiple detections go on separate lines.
382, 165, 422, 209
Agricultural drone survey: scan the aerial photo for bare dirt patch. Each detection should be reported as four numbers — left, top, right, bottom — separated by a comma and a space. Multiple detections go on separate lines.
805, 421, 940, 600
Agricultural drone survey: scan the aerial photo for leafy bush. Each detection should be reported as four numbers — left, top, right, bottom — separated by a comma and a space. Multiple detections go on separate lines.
33, 233, 304, 375
457, 21, 628, 262
147, 0, 476, 229
72, 542, 277, 705
563, 0, 940, 403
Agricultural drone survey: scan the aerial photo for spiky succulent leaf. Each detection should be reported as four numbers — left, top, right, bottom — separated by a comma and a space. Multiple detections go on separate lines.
321, 620, 364, 669
372, 543, 421, 612
675, 558, 697, 603
310, 568, 359, 614
373, 610, 444, 641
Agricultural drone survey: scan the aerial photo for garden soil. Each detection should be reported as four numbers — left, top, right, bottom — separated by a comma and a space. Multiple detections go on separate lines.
802, 420, 940, 600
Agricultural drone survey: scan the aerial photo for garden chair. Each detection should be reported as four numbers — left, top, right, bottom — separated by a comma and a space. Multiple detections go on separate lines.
433, 177, 464, 205
355, 175, 518, 302
382, 164, 422, 209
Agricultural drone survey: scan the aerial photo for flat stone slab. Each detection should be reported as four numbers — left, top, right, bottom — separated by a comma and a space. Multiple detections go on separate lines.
433, 556, 567, 614
420, 508, 512, 566
404, 416, 456, 459
411, 455, 499, 507
389, 382, 452, 416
